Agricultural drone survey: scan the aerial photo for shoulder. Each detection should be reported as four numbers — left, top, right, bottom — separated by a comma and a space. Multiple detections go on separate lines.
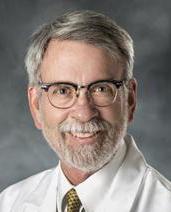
125, 134, 171, 192
145, 166, 171, 192
0, 166, 59, 211
125, 135, 171, 209
1, 167, 57, 195
132, 165, 171, 210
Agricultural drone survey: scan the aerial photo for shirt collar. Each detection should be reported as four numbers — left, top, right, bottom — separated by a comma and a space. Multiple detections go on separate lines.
57, 139, 126, 212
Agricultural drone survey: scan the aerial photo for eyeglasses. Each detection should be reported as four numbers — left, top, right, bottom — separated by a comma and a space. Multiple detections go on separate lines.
38, 79, 126, 109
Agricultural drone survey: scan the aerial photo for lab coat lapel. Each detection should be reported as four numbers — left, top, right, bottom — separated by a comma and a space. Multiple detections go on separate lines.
98, 135, 147, 212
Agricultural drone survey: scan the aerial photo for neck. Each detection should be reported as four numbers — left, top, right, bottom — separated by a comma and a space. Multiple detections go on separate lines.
61, 162, 93, 185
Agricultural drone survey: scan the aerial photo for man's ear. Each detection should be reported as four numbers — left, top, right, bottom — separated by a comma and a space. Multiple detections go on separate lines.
27, 86, 42, 129
127, 78, 137, 123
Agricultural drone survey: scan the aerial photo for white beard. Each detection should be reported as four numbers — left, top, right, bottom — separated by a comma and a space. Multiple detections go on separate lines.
42, 104, 128, 173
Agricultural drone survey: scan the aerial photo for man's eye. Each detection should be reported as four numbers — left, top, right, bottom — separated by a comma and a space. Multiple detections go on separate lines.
93, 86, 109, 93
91, 84, 115, 98
53, 86, 71, 95
58, 88, 68, 94
96, 86, 108, 92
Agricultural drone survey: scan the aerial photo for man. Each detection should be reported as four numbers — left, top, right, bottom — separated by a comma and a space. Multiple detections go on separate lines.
0, 10, 171, 212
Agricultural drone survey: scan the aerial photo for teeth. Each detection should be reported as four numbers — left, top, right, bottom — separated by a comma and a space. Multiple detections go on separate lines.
71, 132, 98, 138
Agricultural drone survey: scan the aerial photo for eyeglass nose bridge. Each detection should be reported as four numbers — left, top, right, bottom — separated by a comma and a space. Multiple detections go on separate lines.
75, 84, 90, 98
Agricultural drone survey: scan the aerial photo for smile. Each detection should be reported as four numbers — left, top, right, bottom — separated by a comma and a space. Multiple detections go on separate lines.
70, 131, 99, 139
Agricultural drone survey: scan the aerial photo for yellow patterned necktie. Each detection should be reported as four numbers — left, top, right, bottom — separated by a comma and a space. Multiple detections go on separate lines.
66, 188, 82, 212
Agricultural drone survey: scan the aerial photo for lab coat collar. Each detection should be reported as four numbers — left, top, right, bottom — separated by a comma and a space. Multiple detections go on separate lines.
95, 135, 147, 212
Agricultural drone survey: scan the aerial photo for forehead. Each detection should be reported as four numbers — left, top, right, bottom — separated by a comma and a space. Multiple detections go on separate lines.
40, 39, 124, 83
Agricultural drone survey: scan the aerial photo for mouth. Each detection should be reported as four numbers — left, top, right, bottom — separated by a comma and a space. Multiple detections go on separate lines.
70, 131, 100, 139
65, 131, 101, 144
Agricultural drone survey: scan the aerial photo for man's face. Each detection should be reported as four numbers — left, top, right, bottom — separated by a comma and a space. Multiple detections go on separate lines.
28, 40, 136, 172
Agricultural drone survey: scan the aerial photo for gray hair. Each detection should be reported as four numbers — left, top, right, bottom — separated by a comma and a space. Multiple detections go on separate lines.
25, 10, 134, 86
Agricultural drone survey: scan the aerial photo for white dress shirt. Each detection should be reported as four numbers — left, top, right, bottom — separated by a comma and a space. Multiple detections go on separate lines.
57, 140, 126, 212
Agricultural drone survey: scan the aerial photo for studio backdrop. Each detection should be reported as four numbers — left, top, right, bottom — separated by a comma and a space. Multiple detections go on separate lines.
0, 0, 171, 192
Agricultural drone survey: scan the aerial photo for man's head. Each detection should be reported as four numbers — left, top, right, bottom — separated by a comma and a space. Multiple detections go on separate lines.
25, 10, 137, 173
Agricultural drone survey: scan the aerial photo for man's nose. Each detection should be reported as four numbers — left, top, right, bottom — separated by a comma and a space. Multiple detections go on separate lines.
70, 91, 99, 122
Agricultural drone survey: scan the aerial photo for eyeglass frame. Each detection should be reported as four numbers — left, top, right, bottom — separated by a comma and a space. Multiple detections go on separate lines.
38, 79, 127, 109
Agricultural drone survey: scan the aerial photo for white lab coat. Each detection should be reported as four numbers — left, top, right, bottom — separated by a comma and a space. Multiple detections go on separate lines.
0, 135, 171, 212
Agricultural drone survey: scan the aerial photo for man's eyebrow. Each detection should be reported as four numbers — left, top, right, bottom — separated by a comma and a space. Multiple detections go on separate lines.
41, 78, 116, 85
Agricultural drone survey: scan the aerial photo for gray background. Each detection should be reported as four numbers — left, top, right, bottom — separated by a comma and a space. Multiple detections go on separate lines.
0, 0, 171, 192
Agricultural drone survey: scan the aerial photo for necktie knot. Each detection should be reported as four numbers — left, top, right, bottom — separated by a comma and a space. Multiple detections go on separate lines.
66, 188, 81, 212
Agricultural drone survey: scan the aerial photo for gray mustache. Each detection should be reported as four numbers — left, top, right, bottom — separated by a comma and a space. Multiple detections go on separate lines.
58, 118, 111, 133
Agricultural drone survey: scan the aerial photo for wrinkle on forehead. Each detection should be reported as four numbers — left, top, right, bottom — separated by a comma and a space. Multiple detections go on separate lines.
40, 39, 124, 84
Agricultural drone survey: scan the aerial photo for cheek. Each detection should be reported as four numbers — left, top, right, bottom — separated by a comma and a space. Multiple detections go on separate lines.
98, 95, 127, 125
39, 95, 69, 128
99, 106, 122, 124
